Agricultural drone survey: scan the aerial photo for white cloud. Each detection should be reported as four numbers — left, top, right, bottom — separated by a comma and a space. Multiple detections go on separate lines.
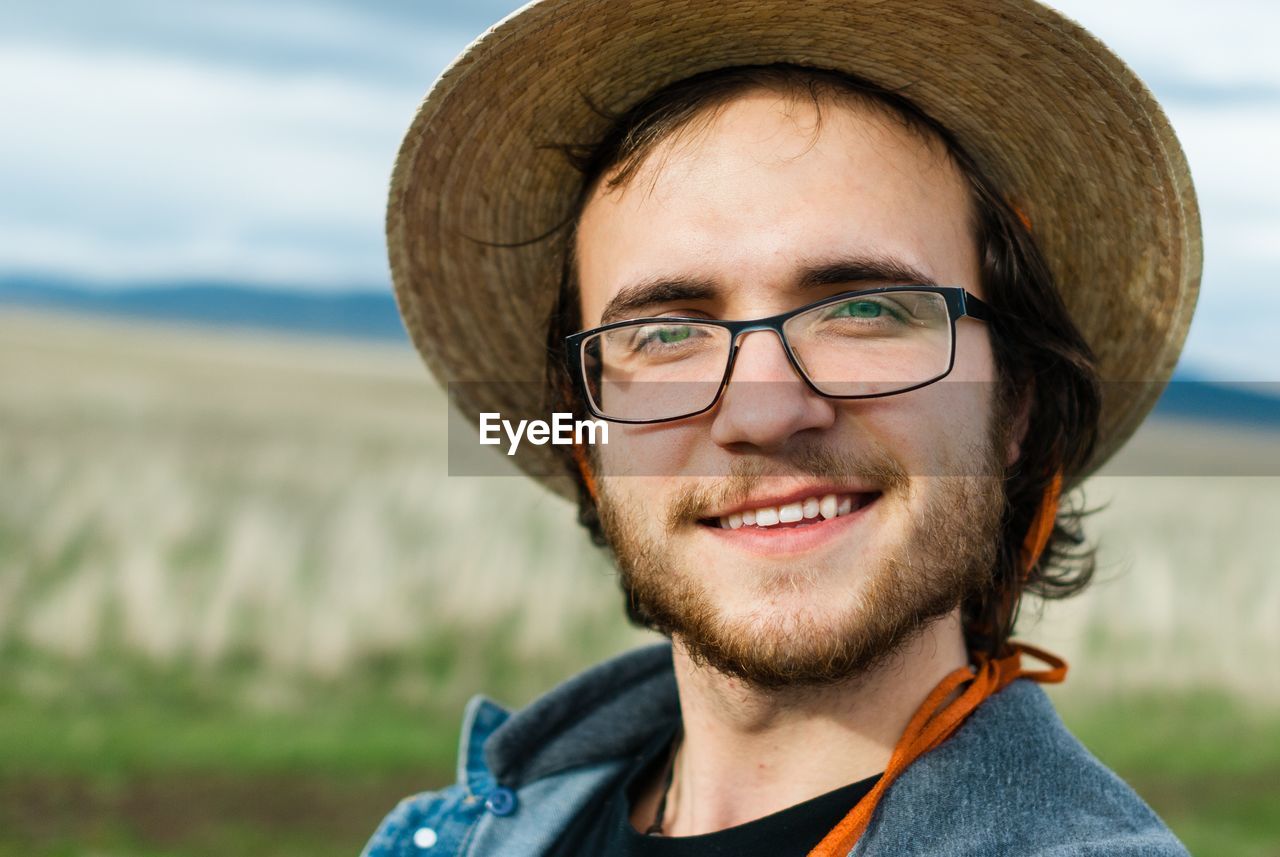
1157, 101, 1280, 379
1166, 101, 1280, 345
1046, 0, 1280, 90
8, 0, 484, 87
1179, 323, 1280, 382
1167, 104, 1280, 221
1037, 2, 1280, 379
0, 220, 383, 287
0, 43, 409, 287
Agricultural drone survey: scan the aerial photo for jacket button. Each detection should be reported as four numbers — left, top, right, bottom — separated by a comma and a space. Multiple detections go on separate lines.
412, 827, 438, 849
485, 786, 518, 816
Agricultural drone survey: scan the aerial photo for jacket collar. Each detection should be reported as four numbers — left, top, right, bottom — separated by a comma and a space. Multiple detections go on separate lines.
468, 641, 679, 789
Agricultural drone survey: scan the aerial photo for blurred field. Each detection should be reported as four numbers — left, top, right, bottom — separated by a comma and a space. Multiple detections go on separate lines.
1, 308, 1278, 857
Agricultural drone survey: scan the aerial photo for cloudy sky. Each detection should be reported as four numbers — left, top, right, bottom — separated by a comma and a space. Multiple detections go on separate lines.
2, 1, 1276, 379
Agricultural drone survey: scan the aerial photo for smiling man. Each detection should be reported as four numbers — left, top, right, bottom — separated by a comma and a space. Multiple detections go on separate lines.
572, 85, 1012, 699
364, 2, 1200, 855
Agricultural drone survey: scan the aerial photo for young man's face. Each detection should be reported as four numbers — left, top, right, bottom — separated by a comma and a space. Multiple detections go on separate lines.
575, 90, 1013, 687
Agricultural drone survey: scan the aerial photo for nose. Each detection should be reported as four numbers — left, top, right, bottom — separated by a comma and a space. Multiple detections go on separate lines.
708, 328, 836, 451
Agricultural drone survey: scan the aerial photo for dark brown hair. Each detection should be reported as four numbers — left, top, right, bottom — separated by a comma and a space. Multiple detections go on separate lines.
541, 64, 1102, 660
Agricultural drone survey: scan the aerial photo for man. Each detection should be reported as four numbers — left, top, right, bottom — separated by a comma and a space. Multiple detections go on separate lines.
364, 1, 1200, 854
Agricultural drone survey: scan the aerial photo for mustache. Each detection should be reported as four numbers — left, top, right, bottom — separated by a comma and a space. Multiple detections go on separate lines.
662, 443, 910, 532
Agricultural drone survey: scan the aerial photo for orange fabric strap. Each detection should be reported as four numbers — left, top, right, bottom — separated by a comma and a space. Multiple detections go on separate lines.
807, 641, 1067, 857
1020, 470, 1063, 577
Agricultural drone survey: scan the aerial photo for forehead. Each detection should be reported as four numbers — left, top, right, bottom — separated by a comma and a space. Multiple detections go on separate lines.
574, 89, 979, 324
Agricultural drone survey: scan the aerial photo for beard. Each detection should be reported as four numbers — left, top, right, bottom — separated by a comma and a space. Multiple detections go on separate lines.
595, 428, 1008, 691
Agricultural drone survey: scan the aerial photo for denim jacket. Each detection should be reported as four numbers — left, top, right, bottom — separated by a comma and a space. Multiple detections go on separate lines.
361, 642, 1188, 856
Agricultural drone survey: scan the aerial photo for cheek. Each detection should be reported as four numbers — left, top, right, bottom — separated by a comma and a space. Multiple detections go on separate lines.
598, 474, 664, 525
925, 326, 1001, 464
843, 382, 996, 478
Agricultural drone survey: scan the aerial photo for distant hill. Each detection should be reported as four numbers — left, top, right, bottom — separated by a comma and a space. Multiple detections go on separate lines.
3, 275, 1279, 428
0, 276, 407, 343
1148, 374, 1280, 430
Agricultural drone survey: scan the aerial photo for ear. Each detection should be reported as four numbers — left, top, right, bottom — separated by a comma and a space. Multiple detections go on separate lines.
1006, 381, 1034, 468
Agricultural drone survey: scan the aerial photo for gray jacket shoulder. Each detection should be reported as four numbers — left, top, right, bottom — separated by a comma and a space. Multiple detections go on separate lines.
854, 679, 1189, 856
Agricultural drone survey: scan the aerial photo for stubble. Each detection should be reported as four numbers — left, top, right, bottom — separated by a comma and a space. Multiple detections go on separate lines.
597, 431, 1007, 690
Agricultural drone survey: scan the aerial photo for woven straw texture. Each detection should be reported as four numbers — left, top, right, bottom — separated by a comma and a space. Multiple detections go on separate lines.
387, 0, 1202, 500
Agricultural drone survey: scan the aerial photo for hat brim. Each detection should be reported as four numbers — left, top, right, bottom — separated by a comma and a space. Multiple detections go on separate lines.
388, 0, 1201, 500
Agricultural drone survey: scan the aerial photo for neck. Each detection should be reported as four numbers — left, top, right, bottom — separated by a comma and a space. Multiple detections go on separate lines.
632, 609, 968, 837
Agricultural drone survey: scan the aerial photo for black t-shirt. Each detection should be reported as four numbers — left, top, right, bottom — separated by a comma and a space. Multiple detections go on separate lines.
545, 723, 882, 856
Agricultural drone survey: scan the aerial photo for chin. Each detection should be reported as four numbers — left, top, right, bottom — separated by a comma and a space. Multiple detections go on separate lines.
660, 569, 901, 688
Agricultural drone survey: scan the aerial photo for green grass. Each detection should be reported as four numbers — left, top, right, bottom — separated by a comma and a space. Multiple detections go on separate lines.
0, 676, 455, 779
0, 771, 434, 857
1059, 691, 1280, 857
0, 637, 613, 779
2, 659, 1278, 857
0, 657, 460, 857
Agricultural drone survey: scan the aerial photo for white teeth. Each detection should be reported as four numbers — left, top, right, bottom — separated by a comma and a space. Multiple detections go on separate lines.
718, 493, 871, 530
755, 507, 780, 526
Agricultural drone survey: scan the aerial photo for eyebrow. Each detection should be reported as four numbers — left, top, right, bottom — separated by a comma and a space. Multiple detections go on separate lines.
597, 254, 939, 325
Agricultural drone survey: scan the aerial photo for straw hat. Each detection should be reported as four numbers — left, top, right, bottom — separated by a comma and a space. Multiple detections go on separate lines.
388, 0, 1201, 499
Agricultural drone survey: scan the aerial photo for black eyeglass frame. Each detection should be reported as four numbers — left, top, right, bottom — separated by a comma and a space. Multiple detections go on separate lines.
564, 285, 993, 425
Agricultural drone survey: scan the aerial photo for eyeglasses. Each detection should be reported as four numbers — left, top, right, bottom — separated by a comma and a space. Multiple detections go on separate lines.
565, 286, 992, 424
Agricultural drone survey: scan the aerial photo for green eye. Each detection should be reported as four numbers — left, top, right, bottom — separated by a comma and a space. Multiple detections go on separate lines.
623, 322, 707, 357
831, 300, 883, 319
656, 326, 693, 344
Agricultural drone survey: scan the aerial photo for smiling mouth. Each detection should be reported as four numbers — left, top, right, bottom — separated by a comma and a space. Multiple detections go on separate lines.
700, 492, 880, 531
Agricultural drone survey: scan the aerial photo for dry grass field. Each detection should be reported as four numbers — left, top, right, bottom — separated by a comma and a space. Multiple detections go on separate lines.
2, 308, 1278, 856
